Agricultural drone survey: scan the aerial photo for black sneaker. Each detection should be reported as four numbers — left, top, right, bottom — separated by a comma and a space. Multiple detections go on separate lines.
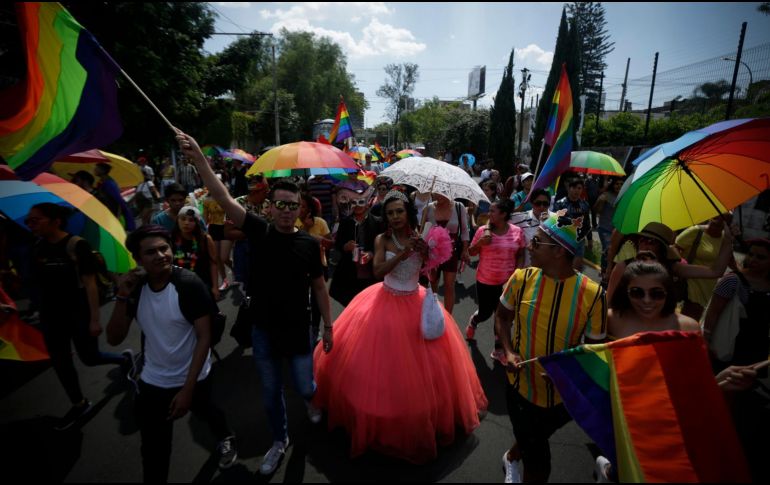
54, 400, 93, 432
217, 435, 238, 469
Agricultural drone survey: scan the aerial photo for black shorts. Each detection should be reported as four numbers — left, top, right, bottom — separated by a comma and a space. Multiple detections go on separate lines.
208, 223, 225, 241
506, 385, 572, 472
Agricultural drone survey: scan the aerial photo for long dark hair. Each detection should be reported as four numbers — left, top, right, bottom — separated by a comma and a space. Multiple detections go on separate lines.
492, 198, 515, 223
383, 192, 417, 230
171, 209, 207, 255
611, 260, 677, 317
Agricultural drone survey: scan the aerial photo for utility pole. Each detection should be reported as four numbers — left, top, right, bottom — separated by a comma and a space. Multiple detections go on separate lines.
644, 52, 659, 143
596, 72, 604, 131
212, 32, 279, 146
726, 22, 747, 120
517, 68, 530, 159
619, 58, 630, 111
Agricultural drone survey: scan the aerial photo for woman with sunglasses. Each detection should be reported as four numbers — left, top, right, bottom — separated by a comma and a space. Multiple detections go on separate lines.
313, 191, 487, 464
606, 221, 735, 303
608, 260, 700, 339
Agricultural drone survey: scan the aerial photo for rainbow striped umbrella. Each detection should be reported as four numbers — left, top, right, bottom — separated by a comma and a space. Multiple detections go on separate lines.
396, 149, 423, 159
345, 146, 371, 161
0, 167, 135, 273
569, 151, 625, 176
613, 118, 770, 234
51, 149, 142, 190
223, 148, 256, 164
201, 145, 225, 157
246, 141, 358, 177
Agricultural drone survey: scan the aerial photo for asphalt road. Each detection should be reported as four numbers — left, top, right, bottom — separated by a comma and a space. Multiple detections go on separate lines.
0, 260, 602, 483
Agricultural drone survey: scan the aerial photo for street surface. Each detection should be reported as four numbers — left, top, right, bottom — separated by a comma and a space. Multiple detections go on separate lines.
0, 259, 601, 483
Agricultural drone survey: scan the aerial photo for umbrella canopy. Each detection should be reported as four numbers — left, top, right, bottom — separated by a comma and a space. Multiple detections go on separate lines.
346, 146, 371, 161
613, 118, 770, 234
201, 145, 225, 157
459, 153, 476, 167
569, 151, 626, 176
222, 148, 256, 165
0, 167, 135, 273
246, 141, 359, 177
51, 149, 143, 190
396, 149, 423, 159
381, 156, 489, 205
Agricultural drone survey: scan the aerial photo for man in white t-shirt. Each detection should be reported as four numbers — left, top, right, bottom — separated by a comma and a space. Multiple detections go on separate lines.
107, 225, 237, 481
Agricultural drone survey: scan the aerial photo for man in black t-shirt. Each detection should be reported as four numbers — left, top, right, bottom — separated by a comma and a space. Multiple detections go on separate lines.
27, 203, 132, 432
178, 130, 333, 477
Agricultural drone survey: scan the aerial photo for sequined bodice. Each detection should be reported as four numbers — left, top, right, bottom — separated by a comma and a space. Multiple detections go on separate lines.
384, 251, 422, 293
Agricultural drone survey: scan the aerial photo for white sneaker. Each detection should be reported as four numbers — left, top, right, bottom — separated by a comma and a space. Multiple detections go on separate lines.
595, 455, 612, 483
306, 401, 322, 424
259, 438, 289, 475
502, 450, 522, 483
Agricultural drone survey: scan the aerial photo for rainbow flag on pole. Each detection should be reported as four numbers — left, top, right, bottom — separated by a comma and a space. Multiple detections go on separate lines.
0, 287, 48, 361
328, 97, 354, 145
539, 331, 750, 482
0, 2, 122, 180
529, 63, 573, 196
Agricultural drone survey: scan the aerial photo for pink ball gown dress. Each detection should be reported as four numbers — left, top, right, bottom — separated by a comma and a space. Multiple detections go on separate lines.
313, 250, 488, 463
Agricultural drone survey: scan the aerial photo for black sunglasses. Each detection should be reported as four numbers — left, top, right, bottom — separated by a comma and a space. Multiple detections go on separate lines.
271, 200, 300, 211
628, 287, 667, 301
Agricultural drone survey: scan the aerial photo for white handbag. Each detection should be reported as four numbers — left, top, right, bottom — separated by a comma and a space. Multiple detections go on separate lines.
421, 286, 445, 340
706, 291, 746, 362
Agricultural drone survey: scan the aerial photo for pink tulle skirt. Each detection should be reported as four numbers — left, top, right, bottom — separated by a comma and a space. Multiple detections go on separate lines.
313, 282, 488, 463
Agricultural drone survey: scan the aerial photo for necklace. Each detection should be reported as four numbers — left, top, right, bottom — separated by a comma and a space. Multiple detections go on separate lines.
391, 232, 405, 250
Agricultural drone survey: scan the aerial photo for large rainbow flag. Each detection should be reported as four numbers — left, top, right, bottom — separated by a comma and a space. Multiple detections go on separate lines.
529, 63, 573, 196
539, 331, 750, 482
0, 2, 122, 180
328, 98, 354, 145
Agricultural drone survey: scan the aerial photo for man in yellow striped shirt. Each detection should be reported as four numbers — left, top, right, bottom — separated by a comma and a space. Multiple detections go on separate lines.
495, 210, 607, 483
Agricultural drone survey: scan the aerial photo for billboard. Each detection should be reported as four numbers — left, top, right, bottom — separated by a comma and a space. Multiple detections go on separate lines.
468, 66, 486, 98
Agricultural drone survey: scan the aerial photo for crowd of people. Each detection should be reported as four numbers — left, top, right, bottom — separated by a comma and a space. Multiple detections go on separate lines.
1, 136, 768, 483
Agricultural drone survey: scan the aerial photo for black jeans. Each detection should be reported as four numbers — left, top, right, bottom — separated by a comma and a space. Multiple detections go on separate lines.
41, 313, 124, 404
473, 281, 504, 348
135, 377, 231, 483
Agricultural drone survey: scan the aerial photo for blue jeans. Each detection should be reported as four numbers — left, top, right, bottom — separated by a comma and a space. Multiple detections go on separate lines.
251, 326, 315, 443
597, 227, 613, 272
233, 240, 249, 290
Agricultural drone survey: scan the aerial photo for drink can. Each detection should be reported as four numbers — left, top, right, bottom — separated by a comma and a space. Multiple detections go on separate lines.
352, 246, 360, 263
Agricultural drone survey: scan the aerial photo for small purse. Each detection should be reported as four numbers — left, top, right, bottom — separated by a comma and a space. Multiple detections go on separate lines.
421, 286, 445, 340
230, 296, 253, 348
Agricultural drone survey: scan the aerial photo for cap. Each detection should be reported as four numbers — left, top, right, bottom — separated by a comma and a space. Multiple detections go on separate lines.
638, 222, 681, 261
540, 210, 582, 255
177, 205, 201, 220
521, 172, 534, 181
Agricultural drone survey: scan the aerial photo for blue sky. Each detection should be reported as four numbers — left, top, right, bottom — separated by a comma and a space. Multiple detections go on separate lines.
205, 2, 770, 127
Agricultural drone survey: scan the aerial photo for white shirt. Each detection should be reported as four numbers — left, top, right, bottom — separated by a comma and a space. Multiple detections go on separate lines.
135, 277, 211, 388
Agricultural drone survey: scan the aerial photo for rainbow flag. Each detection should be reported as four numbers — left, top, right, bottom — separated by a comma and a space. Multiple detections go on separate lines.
530, 63, 573, 196
373, 141, 385, 160
328, 98, 354, 145
539, 331, 750, 482
0, 3, 122, 180
0, 287, 49, 361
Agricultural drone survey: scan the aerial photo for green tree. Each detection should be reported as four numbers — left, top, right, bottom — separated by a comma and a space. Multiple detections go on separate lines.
567, 2, 614, 116
276, 30, 366, 141
444, 109, 490, 160
488, 50, 517, 180
64, 2, 217, 158
372, 122, 395, 147
402, 97, 458, 156
376, 63, 420, 147
759, 2, 770, 15
531, 9, 582, 167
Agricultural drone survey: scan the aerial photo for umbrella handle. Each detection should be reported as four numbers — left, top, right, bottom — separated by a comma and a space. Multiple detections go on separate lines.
681, 162, 744, 246
418, 176, 438, 234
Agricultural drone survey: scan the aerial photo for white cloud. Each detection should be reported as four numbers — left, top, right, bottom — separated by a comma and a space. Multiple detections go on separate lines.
260, 4, 425, 59
214, 2, 251, 8
515, 44, 553, 68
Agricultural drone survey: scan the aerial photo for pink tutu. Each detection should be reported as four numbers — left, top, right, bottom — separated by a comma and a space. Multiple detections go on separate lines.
313, 282, 488, 463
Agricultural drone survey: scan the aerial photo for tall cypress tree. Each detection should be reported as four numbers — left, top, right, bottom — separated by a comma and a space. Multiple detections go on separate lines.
567, 2, 614, 116
531, 8, 581, 172
488, 49, 517, 180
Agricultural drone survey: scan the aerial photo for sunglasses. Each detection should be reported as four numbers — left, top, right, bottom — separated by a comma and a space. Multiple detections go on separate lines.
628, 287, 667, 301
271, 200, 300, 211
377, 185, 390, 191
531, 235, 560, 249
533, 200, 550, 208
350, 198, 368, 207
